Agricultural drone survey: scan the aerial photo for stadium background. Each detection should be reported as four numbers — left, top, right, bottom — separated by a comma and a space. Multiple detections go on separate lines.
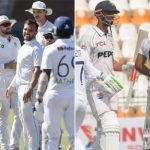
75, 0, 150, 150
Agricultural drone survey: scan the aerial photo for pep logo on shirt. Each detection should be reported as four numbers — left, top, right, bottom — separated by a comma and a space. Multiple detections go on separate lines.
98, 51, 113, 58
96, 41, 106, 47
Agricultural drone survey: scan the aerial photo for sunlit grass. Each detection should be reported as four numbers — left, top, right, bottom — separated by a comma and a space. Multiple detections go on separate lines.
0, 111, 69, 150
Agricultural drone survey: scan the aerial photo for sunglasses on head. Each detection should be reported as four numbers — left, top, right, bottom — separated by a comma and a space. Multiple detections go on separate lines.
44, 34, 53, 40
1, 22, 11, 28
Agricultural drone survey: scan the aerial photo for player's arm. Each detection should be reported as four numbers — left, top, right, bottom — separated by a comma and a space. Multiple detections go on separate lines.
135, 53, 149, 76
36, 69, 51, 103
83, 51, 123, 95
135, 37, 150, 76
4, 60, 16, 69
23, 66, 41, 103
5, 75, 16, 99
112, 58, 122, 71
112, 57, 134, 73
0, 60, 17, 70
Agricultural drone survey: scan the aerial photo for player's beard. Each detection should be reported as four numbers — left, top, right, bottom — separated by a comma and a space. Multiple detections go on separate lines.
5, 30, 11, 35
24, 34, 35, 41
1, 29, 11, 35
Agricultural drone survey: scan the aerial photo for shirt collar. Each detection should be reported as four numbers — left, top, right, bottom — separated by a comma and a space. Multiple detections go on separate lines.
38, 20, 49, 29
92, 25, 111, 37
24, 38, 36, 44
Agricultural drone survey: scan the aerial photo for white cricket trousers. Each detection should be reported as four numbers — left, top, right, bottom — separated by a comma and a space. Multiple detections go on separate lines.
42, 90, 74, 150
17, 85, 39, 150
0, 71, 22, 150
75, 95, 87, 150
75, 95, 87, 132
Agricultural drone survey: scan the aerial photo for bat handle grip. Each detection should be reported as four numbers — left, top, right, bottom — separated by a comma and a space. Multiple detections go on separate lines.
125, 68, 137, 110
130, 67, 137, 82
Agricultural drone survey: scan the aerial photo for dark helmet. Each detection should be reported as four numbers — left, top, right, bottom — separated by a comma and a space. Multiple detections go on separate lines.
94, 1, 120, 26
95, 0, 120, 15
54, 16, 74, 38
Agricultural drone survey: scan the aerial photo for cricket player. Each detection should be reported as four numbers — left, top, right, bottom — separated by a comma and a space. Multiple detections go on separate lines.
79, 1, 133, 149
33, 28, 57, 149
36, 16, 74, 150
135, 37, 150, 150
0, 15, 22, 150
75, 45, 123, 150
6, 19, 42, 150
25, 1, 55, 49
42, 28, 57, 46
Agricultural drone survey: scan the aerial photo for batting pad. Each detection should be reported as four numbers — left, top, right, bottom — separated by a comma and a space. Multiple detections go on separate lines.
99, 126, 120, 150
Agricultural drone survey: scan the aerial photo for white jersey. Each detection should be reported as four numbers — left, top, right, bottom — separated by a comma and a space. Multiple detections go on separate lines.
75, 45, 101, 98
41, 38, 74, 92
79, 25, 113, 74
0, 35, 21, 75
36, 20, 55, 48
15, 39, 42, 86
139, 37, 150, 62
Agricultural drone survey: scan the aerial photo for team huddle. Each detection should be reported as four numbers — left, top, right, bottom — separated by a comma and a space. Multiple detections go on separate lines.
0, 0, 150, 150
0, 1, 74, 150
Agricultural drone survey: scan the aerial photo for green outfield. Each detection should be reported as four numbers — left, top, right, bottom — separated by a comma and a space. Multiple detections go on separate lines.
0, 110, 69, 150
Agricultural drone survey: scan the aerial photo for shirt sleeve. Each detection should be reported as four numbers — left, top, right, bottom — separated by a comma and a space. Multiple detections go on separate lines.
41, 47, 53, 70
13, 37, 21, 61
33, 47, 42, 67
82, 50, 102, 80
79, 33, 92, 56
139, 38, 150, 60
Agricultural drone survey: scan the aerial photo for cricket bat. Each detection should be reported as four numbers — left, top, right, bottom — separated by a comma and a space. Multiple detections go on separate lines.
124, 29, 149, 109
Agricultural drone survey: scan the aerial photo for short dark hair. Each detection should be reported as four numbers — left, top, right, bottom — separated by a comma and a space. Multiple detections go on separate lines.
24, 19, 38, 31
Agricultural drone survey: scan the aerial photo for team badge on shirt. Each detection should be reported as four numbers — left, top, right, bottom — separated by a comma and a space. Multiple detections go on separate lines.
0, 42, 4, 48
96, 92, 103, 99
14, 41, 17, 48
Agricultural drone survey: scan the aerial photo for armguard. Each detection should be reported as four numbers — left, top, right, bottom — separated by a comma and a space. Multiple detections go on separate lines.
36, 71, 49, 102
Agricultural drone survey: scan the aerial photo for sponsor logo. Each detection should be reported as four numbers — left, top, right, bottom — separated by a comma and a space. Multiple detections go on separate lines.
57, 46, 64, 51
98, 51, 113, 58
81, 125, 94, 148
64, 24, 70, 29
96, 92, 103, 99
57, 46, 74, 51
96, 41, 106, 46
120, 127, 143, 142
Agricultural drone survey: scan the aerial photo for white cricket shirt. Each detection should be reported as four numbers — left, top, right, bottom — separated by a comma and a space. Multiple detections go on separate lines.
139, 37, 150, 62
75, 45, 102, 98
0, 35, 21, 75
15, 39, 42, 85
80, 25, 113, 74
36, 20, 55, 49
41, 38, 74, 92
